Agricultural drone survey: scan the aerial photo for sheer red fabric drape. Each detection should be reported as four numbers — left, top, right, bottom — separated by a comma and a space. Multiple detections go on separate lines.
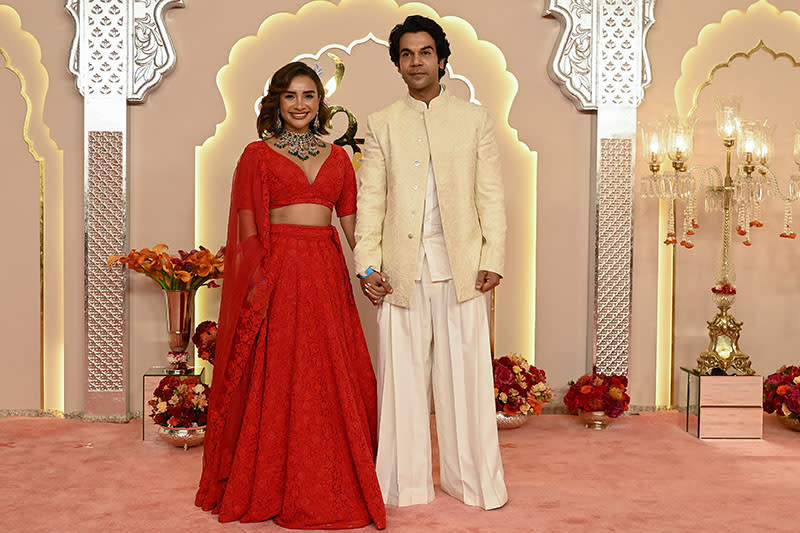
196, 142, 269, 506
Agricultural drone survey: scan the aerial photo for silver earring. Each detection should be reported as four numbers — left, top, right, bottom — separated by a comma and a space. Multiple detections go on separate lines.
275, 113, 283, 132
312, 114, 320, 133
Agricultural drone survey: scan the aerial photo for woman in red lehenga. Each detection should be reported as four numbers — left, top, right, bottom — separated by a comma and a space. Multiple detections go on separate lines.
195, 62, 386, 530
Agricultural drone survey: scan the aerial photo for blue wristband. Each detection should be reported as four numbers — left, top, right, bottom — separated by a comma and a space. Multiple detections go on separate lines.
358, 266, 376, 279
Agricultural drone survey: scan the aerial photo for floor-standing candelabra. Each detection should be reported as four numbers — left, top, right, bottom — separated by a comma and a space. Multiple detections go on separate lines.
641, 96, 800, 375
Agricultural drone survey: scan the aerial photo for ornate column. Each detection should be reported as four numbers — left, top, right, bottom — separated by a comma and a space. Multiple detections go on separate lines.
545, 0, 656, 374
67, 0, 183, 418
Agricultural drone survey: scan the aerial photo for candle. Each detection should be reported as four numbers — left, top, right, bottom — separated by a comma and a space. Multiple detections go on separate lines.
723, 122, 734, 138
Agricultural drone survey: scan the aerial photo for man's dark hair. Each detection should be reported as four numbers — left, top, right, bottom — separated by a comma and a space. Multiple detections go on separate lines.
388, 15, 451, 79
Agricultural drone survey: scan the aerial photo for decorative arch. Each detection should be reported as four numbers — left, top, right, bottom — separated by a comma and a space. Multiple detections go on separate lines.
674, 0, 800, 119
195, 0, 537, 363
0, 4, 65, 412
656, 0, 800, 406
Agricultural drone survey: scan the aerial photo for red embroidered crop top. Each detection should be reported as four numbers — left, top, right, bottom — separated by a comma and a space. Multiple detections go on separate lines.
236, 140, 357, 217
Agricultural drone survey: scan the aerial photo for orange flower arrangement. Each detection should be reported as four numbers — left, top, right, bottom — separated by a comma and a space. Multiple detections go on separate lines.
108, 244, 224, 291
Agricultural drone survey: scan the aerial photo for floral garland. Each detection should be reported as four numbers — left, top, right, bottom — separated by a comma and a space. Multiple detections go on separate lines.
563, 372, 630, 418
763, 365, 800, 419
493, 354, 554, 416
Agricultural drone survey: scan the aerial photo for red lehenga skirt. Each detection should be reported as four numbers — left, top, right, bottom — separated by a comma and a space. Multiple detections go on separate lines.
196, 224, 386, 529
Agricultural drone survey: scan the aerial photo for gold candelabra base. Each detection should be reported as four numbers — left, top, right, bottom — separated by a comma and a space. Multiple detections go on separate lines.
695, 307, 755, 376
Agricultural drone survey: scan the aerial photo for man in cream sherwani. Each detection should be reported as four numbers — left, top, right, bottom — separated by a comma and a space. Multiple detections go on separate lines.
354, 15, 507, 510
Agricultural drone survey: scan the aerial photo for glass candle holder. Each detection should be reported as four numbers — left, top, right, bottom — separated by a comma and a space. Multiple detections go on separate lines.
756, 120, 775, 166
737, 119, 762, 165
714, 95, 741, 143
793, 120, 800, 169
666, 116, 694, 168
640, 120, 665, 168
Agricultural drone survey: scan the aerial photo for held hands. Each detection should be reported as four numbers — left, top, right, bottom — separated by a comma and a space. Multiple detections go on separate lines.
360, 271, 393, 305
476, 270, 501, 292
359, 269, 497, 303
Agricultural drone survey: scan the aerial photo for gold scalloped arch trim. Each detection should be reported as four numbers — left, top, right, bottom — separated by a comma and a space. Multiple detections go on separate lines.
1, 47, 43, 162
686, 40, 800, 119
0, 4, 64, 411
674, 0, 800, 119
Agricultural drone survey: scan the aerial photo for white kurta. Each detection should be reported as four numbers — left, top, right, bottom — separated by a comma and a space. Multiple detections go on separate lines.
375, 161, 507, 510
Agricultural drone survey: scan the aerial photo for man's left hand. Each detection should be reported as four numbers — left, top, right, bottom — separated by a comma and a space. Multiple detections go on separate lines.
476, 270, 501, 292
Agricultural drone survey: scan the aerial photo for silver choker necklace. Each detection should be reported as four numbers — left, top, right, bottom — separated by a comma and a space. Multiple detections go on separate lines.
274, 130, 325, 161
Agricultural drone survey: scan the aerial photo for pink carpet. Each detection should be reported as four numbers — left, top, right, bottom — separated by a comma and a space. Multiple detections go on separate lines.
1, 412, 797, 532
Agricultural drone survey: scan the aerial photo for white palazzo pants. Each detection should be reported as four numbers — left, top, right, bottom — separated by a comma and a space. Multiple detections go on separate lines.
375, 263, 508, 509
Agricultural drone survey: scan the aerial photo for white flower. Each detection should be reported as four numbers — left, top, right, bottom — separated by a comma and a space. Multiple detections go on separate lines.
794, 376, 800, 385
156, 401, 167, 414
192, 384, 205, 394
168, 395, 180, 406
166, 352, 188, 364
192, 395, 208, 409
782, 403, 791, 416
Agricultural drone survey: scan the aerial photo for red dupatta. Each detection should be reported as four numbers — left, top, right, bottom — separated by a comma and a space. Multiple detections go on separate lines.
196, 141, 270, 511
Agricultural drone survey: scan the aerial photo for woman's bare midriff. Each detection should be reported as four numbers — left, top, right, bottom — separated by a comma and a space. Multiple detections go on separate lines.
269, 203, 332, 226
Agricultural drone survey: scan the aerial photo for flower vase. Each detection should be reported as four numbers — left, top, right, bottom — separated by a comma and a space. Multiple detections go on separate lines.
496, 412, 530, 430
157, 425, 206, 449
579, 410, 613, 430
778, 415, 800, 432
163, 289, 195, 374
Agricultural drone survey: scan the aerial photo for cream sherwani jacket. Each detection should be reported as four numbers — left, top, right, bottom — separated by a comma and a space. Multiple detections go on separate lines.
354, 88, 506, 307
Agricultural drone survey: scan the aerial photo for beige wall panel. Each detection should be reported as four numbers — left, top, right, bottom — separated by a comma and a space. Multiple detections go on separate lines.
0, 67, 40, 409
1, 3, 68, 413
635, 0, 800, 407
1, 0, 85, 413
11, 0, 795, 413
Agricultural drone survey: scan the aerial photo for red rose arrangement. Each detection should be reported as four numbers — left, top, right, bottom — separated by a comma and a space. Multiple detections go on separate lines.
493, 354, 554, 416
148, 375, 210, 428
763, 365, 800, 420
563, 372, 630, 418
192, 320, 218, 365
